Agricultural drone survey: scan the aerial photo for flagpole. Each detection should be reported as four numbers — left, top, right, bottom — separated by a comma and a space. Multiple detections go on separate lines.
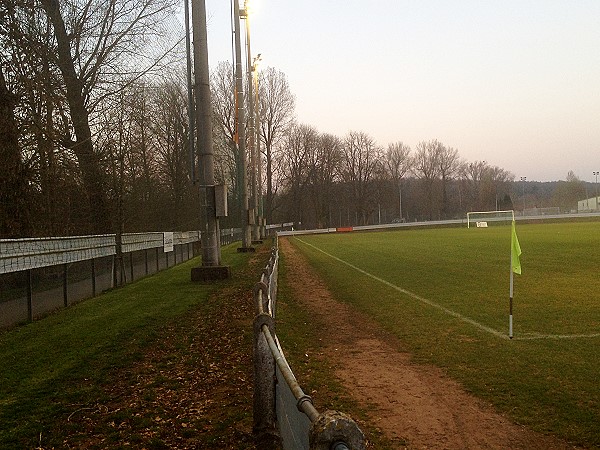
509, 268, 514, 339
509, 219, 521, 340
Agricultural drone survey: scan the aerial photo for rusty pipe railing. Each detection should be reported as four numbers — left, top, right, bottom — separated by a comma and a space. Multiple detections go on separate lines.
253, 237, 365, 450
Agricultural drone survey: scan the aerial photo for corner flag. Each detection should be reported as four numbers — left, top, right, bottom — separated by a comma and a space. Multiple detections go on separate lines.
511, 220, 522, 275
509, 220, 522, 339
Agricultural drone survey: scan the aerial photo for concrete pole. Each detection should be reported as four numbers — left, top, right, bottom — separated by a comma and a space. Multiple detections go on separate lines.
184, 0, 196, 183
191, 0, 221, 266
242, 6, 261, 242
255, 70, 265, 238
234, 0, 252, 249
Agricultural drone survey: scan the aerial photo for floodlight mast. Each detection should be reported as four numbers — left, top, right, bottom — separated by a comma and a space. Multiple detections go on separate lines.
520, 176, 527, 215
184, 0, 195, 183
191, 0, 221, 266
594, 171, 599, 210
241, 3, 261, 242
233, 0, 252, 250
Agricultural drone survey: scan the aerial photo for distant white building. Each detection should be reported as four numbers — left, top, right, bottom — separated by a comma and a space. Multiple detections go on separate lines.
578, 196, 600, 212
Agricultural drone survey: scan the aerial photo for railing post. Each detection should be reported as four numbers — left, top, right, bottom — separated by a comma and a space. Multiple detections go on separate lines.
91, 257, 96, 297
111, 254, 116, 289
130, 252, 134, 282
145, 249, 149, 275
63, 263, 68, 307
27, 269, 33, 322
253, 312, 279, 447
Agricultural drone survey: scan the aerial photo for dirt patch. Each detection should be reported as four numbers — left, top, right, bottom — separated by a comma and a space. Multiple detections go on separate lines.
280, 237, 577, 449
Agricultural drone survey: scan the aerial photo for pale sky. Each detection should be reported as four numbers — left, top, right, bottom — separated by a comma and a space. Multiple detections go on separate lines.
202, 1, 600, 182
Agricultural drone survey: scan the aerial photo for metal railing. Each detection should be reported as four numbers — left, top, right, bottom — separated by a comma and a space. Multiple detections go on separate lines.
253, 237, 366, 450
220, 227, 243, 246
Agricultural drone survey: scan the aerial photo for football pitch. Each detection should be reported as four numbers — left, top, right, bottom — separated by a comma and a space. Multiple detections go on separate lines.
287, 220, 600, 446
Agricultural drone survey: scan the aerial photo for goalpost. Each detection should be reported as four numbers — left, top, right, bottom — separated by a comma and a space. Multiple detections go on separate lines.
466, 210, 515, 228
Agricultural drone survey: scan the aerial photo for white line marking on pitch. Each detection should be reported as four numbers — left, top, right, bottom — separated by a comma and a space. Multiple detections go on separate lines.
515, 332, 600, 340
294, 238, 600, 341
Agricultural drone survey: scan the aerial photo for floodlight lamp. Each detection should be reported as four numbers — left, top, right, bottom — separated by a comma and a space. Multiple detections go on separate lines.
242, 0, 257, 17
252, 53, 263, 71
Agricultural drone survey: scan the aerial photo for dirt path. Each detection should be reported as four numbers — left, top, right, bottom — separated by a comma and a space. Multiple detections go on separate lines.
280, 238, 577, 449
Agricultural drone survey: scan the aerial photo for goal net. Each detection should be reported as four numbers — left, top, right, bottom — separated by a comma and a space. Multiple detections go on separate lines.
466, 210, 515, 228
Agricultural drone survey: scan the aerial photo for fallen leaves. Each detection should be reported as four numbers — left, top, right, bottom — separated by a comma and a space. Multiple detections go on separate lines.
56, 247, 271, 449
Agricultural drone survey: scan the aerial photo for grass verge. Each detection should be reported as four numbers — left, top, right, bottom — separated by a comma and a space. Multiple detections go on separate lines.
0, 243, 268, 449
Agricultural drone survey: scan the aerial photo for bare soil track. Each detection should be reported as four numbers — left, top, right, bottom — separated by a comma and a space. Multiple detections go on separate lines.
280, 237, 579, 450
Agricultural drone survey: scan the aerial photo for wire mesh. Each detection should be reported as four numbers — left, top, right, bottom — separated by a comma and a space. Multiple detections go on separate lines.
0, 233, 201, 329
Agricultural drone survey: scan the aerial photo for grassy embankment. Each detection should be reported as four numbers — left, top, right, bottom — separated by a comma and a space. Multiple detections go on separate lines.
0, 244, 262, 449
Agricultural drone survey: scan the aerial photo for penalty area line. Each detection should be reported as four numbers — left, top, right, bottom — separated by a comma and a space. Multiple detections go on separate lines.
513, 333, 600, 340
295, 237, 508, 340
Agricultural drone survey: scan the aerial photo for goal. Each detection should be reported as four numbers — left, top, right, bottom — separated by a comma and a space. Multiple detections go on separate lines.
466, 210, 515, 228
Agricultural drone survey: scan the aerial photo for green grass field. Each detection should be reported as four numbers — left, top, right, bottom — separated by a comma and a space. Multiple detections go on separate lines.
0, 245, 254, 448
288, 221, 600, 447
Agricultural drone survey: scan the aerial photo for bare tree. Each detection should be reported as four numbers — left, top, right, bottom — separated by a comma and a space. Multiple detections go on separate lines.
0, 63, 31, 237
1, 0, 74, 235
461, 160, 486, 211
412, 139, 443, 219
258, 67, 295, 224
210, 61, 239, 208
461, 160, 514, 212
437, 145, 461, 218
552, 171, 586, 211
340, 131, 382, 225
306, 133, 342, 227
39, 0, 108, 232
38, 0, 179, 233
385, 141, 411, 219
280, 123, 317, 224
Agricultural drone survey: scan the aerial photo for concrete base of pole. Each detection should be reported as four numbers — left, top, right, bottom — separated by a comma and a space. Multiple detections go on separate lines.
237, 246, 256, 253
190, 265, 231, 281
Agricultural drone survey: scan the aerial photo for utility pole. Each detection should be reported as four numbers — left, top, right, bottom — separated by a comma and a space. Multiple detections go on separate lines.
520, 176, 527, 216
398, 180, 402, 221
184, 0, 196, 183
594, 171, 599, 211
241, 4, 261, 243
190, 0, 230, 280
255, 61, 265, 238
233, 0, 253, 251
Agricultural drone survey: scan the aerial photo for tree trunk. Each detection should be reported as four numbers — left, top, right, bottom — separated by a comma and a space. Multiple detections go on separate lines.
0, 65, 31, 237
40, 0, 111, 233
265, 142, 273, 225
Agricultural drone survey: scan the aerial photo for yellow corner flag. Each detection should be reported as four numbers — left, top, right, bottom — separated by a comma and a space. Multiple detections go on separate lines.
511, 220, 522, 275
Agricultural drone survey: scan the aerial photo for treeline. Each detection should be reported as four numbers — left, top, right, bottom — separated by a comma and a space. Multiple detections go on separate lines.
211, 61, 589, 230
1, 0, 194, 238
269, 130, 590, 229
0, 2, 589, 238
